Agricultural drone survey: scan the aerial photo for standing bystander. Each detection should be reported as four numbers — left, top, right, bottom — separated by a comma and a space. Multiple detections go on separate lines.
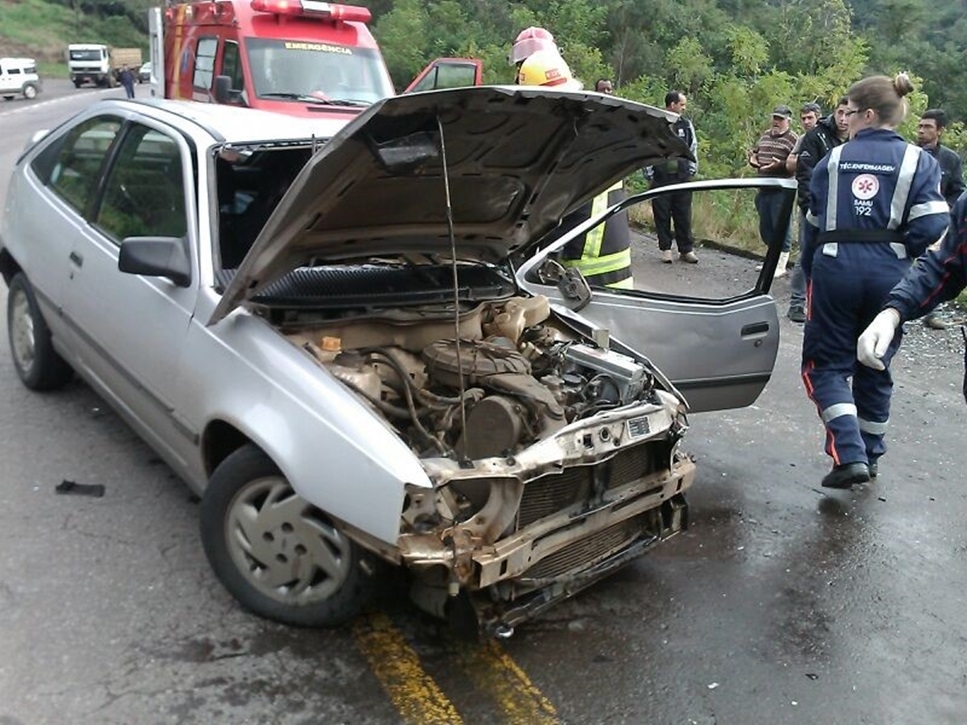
785, 102, 823, 175
119, 65, 136, 99
786, 98, 851, 322
915, 109, 965, 329
645, 91, 698, 263
800, 73, 948, 489
749, 105, 798, 275
595, 79, 614, 94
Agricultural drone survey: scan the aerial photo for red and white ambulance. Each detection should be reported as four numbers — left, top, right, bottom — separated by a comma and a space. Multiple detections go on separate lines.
148, 1, 482, 120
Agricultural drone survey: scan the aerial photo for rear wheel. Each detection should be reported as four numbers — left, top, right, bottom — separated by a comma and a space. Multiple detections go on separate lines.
6, 273, 73, 390
22, 83, 37, 100
200, 444, 377, 627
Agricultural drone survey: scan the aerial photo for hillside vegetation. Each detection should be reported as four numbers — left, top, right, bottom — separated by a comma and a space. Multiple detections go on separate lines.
3, 0, 965, 173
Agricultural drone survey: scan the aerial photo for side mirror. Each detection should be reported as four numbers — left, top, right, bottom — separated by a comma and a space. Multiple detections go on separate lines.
213, 75, 231, 104
118, 236, 191, 287
535, 258, 592, 311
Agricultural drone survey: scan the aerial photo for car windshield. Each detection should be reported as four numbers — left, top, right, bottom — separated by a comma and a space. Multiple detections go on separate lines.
246, 38, 394, 106
70, 49, 103, 61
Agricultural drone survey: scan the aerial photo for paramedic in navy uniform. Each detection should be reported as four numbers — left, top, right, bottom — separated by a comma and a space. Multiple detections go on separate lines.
800, 73, 949, 489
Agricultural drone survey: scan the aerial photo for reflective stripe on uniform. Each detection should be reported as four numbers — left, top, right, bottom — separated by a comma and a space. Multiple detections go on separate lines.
582, 180, 624, 260
908, 199, 950, 221
824, 146, 844, 231
888, 145, 921, 229
858, 417, 889, 435
821, 402, 857, 423
566, 248, 631, 277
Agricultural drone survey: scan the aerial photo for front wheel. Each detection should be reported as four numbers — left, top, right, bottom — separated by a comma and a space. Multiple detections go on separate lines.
200, 444, 377, 627
6, 273, 73, 390
22, 83, 37, 100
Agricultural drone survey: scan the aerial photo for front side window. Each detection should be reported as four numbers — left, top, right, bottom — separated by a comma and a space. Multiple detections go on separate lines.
194, 36, 218, 91
246, 38, 394, 104
222, 41, 244, 92
36, 116, 123, 215
96, 125, 187, 242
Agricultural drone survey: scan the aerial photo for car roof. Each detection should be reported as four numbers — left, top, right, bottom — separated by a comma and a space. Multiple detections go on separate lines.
96, 98, 349, 145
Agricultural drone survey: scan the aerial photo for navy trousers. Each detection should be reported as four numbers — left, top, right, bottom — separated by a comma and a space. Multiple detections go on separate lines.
755, 189, 793, 253
801, 243, 909, 466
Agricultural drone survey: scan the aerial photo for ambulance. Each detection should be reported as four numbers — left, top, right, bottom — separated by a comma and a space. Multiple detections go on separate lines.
148, 0, 482, 120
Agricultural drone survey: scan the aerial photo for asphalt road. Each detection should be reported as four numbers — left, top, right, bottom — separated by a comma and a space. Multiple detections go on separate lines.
2, 81, 966, 724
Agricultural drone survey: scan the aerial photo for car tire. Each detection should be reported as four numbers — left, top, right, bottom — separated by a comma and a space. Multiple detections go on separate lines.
6, 273, 73, 391
2, 96, 13, 101
73, 80, 82, 89
200, 443, 377, 627
22, 83, 37, 100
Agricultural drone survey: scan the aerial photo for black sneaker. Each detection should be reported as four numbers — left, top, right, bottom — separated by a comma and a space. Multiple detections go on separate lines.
787, 305, 806, 323
821, 462, 871, 489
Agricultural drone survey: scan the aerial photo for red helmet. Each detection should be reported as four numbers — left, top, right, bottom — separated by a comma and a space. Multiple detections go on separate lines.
509, 26, 558, 65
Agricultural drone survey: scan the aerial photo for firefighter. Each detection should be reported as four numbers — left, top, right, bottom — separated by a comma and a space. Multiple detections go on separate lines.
800, 73, 949, 489
509, 26, 559, 81
517, 51, 634, 289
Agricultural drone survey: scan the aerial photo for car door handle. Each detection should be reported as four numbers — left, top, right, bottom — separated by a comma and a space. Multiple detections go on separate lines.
69, 251, 83, 267
741, 321, 769, 337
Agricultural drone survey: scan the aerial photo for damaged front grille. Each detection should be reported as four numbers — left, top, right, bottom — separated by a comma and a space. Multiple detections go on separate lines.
517, 442, 671, 529
519, 509, 661, 582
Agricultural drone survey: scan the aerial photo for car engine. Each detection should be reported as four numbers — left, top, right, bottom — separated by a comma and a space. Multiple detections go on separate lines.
293, 295, 661, 460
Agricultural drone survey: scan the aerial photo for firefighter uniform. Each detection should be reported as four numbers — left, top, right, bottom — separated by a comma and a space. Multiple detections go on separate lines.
561, 180, 634, 289
801, 128, 949, 471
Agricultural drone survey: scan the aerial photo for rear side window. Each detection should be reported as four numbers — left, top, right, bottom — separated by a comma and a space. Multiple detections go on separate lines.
96, 125, 187, 242
194, 37, 218, 91
35, 116, 122, 215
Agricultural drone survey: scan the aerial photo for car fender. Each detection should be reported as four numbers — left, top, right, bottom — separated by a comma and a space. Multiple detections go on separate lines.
177, 310, 430, 545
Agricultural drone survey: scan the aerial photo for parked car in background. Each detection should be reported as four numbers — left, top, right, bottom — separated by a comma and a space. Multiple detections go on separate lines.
0, 88, 792, 635
138, 61, 152, 83
0, 57, 41, 100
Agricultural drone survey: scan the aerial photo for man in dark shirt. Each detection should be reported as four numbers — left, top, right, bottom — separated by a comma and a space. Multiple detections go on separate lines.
917, 109, 965, 208
786, 98, 850, 322
916, 109, 964, 328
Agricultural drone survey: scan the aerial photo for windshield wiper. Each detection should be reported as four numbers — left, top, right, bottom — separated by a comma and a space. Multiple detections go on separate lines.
260, 92, 371, 108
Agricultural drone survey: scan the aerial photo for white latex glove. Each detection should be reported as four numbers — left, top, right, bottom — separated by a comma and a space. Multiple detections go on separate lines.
857, 308, 901, 370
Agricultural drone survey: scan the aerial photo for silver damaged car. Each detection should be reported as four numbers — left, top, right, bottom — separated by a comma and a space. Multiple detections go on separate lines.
0, 88, 791, 634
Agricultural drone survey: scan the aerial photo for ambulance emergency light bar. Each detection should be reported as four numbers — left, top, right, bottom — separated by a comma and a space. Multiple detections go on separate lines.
249, 0, 372, 22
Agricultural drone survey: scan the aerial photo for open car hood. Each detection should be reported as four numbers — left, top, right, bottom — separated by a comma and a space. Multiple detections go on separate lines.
211, 85, 689, 324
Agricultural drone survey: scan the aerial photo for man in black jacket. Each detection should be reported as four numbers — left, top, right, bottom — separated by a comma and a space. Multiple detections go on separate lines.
916, 109, 964, 328
646, 90, 699, 263
917, 109, 965, 208
785, 98, 850, 322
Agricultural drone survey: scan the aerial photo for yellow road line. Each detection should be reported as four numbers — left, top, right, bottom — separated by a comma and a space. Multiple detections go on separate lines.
457, 639, 560, 724
352, 612, 464, 725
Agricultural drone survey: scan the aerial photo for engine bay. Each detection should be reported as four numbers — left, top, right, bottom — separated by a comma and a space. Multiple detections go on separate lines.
288, 295, 666, 460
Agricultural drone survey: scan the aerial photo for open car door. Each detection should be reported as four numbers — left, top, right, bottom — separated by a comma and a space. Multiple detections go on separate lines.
404, 58, 483, 93
516, 177, 797, 413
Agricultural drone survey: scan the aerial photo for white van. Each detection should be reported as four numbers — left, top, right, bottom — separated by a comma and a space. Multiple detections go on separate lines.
0, 58, 42, 101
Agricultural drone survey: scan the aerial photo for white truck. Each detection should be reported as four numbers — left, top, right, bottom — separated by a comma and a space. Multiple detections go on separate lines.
67, 44, 143, 88
0, 57, 42, 100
